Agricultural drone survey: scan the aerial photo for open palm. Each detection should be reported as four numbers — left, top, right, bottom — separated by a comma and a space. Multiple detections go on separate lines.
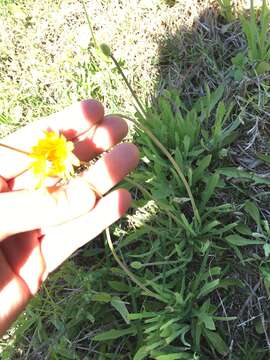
0, 100, 139, 334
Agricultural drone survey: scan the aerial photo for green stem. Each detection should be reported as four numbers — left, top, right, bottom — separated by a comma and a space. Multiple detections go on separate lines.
110, 54, 147, 118
105, 228, 166, 303
81, 0, 98, 48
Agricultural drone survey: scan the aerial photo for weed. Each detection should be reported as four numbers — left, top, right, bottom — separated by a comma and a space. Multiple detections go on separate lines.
240, 0, 270, 73
218, 0, 235, 22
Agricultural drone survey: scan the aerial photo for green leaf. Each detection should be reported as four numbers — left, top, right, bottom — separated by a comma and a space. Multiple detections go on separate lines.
263, 243, 270, 257
232, 52, 246, 66
134, 346, 149, 360
130, 261, 143, 269
198, 279, 220, 298
213, 316, 237, 321
200, 173, 220, 209
180, 213, 196, 236
218, 167, 270, 185
256, 61, 270, 74
193, 155, 212, 184
200, 313, 216, 330
255, 320, 266, 334
204, 329, 229, 355
93, 327, 136, 341
111, 297, 130, 324
236, 223, 253, 235
156, 354, 190, 360
164, 327, 185, 345
256, 152, 270, 164
226, 234, 265, 246
219, 278, 244, 288
92, 292, 111, 302
128, 312, 157, 320
233, 68, 245, 81
108, 281, 130, 292
245, 200, 261, 226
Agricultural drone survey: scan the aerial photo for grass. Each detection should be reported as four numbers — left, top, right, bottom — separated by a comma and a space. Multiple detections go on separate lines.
1, 0, 270, 359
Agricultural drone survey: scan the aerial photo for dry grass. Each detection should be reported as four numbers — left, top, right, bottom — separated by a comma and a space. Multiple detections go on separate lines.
0, 0, 215, 137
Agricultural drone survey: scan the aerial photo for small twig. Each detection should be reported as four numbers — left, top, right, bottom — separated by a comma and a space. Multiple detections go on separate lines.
237, 314, 261, 327
245, 116, 259, 150
236, 280, 261, 322
251, 286, 270, 351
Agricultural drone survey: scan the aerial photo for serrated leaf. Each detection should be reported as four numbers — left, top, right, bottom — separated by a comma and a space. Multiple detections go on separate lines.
226, 234, 265, 246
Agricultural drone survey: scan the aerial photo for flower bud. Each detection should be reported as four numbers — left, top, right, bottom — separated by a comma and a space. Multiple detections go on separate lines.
100, 43, 111, 57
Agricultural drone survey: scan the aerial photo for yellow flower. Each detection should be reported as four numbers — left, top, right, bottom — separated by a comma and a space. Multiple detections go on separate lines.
29, 131, 80, 187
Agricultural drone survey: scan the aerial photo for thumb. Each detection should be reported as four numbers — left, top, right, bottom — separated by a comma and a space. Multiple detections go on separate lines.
0, 178, 96, 241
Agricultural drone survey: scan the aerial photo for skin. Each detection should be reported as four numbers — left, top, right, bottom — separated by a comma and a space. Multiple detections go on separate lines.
0, 99, 139, 336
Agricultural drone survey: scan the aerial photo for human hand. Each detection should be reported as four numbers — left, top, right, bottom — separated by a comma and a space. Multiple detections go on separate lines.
0, 100, 139, 335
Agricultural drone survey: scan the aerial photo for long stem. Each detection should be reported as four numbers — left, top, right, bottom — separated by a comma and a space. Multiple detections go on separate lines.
81, 0, 98, 48
114, 114, 201, 224
105, 228, 166, 303
108, 54, 200, 223
0, 143, 30, 156
110, 54, 147, 118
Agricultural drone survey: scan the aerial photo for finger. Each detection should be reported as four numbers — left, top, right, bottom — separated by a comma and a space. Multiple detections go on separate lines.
0, 250, 31, 336
10, 116, 128, 190
81, 143, 140, 195
1, 230, 44, 295
0, 178, 96, 241
73, 115, 128, 161
41, 189, 131, 275
0, 100, 104, 180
